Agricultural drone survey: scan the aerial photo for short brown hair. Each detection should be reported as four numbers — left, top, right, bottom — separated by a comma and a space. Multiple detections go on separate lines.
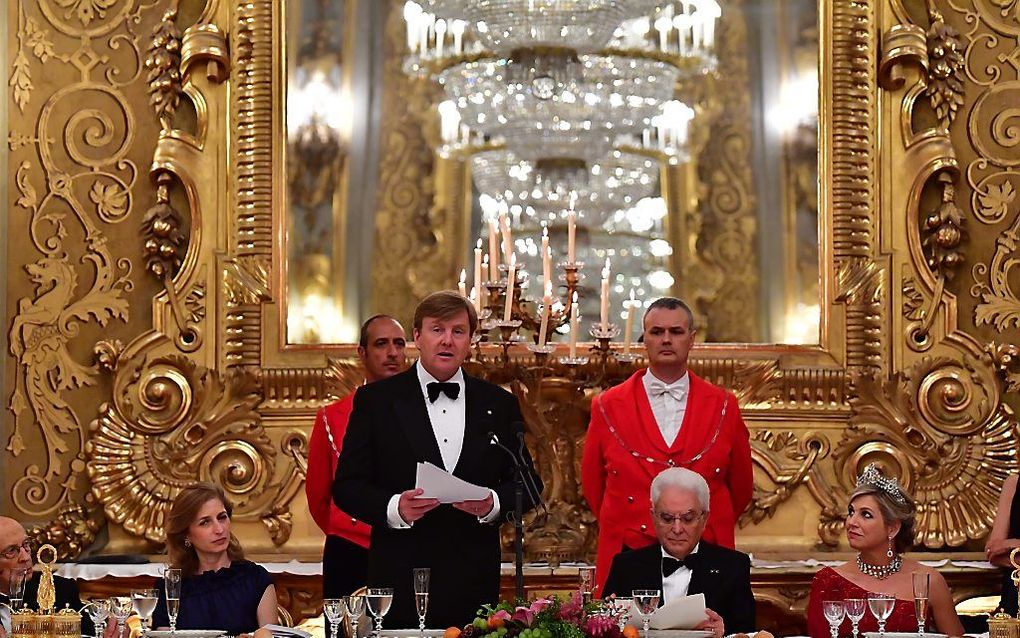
413, 290, 478, 334
848, 483, 916, 553
165, 482, 245, 577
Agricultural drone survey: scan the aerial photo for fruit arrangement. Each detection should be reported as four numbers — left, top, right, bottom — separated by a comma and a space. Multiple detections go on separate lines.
444, 594, 625, 638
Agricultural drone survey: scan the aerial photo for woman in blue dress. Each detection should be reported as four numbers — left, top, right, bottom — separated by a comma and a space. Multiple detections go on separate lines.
152, 483, 279, 637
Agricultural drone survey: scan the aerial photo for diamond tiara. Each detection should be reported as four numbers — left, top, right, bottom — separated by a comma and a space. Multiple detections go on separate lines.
856, 463, 908, 505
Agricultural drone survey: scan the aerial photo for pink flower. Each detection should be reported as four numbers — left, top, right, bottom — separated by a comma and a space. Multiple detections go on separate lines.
512, 599, 552, 626
558, 591, 583, 622
491, 610, 512, 623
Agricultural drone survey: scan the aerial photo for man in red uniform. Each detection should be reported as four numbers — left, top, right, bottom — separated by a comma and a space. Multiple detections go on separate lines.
582, 297, 753, 594
305, 314, 406, 636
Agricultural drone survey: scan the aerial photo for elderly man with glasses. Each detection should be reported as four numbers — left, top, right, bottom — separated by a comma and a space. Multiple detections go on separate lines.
0, 516, 111, 638
601, 468, 756, 637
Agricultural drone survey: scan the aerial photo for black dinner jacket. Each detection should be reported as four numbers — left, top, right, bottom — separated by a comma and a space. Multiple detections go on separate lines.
333, 364, 542, 629
601, 542, 756, 634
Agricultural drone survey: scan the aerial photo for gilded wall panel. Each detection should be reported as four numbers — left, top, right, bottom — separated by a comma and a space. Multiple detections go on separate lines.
4, 0, 167, 522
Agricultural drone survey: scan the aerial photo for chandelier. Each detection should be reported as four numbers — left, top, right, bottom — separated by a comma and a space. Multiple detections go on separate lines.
403, 0, 722, 334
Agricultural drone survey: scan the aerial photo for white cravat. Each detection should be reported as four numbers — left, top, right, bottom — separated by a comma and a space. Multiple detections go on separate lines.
643, 370, 690, 446
386, 363, 500, 528
661, 543, 699, 604
0, 600, 9, 634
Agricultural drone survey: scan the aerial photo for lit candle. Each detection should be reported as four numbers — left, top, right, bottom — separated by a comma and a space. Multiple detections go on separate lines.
541, 226, 551, 289
488, 216, 499, 280
435, 18, 447, 57
474, 238, 483, 291
569, 291, 579, 359
538, 281, 552, 346
499, 202, 512, 263
404, 2, 421, 52
624, 289, 636, 355
655, 15, 671, 52
458, 268, 467, 297
567, 210, 576, 263
600, 258, 611, 331
503, 253, 517, 322
451, 20, 465, 55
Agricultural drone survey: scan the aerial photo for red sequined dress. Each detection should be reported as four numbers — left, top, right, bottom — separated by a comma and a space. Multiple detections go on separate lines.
807, 567, 924, 638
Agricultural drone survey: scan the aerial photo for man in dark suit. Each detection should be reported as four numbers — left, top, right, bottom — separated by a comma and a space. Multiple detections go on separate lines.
602, 468, 755, 637
0, 516, 113, 637
334, 291, 542, 629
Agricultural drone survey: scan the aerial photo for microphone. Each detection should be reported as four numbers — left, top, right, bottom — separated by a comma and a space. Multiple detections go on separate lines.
488, 431, 521, 469
514, 428, 548, 514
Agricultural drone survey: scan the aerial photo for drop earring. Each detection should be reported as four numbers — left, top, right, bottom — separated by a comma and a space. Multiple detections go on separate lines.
184, 538, 192, 548
887, 537, 894, 559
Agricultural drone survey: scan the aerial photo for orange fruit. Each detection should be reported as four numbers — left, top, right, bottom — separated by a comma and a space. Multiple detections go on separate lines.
623, 626, 640, 638
444, 627, 462, 638
488, 617, 506, 629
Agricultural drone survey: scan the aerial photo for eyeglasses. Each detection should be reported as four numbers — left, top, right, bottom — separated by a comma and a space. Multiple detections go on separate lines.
1, 539, 33, 560
653, 510, 706, 526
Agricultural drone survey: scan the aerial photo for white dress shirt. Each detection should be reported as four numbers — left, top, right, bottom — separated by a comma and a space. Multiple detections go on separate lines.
642, 370, 690, 446
0, 599, 9, 634
662, 543, 699, 604
386, 363, 500, 528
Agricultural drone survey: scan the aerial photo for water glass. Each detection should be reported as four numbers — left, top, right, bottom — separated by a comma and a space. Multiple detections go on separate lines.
164, 568, 182, 635
844, 598, 866, 638
88, 599, 111, 638
868, 594, 895, 636
822, 600, 845, 638
132, 588, 159, 638
913, 573, 930, 636
611, 597, 633, 631
366, 587, 394, 638
343, 594, 365, 638
8, 568, 27, 610
632, 589, 661, 638
413, 568, 431, 634
324, 598, 345, 638
111, 597, 134, 638
578, 566, 596, 604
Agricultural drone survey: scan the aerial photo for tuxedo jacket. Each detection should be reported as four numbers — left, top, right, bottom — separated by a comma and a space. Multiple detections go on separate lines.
601, 542, 756, 634
333, 365, 542, 629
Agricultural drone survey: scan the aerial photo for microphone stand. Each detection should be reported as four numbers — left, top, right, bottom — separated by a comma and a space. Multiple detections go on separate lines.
488, 432, 529, 602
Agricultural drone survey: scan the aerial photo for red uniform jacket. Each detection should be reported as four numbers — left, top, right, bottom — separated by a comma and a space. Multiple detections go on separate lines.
305, 393, 371, 548
581, 369, 753, 593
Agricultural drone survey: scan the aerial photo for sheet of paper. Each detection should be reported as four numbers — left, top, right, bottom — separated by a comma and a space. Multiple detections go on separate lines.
415, 462, 490, 503
647, 593, 708, 630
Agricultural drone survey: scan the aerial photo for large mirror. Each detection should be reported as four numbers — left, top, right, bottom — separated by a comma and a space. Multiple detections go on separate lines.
284, 0, 820, 345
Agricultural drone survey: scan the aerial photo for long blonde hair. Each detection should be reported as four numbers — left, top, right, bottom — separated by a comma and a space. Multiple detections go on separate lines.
165, 482, 245, 577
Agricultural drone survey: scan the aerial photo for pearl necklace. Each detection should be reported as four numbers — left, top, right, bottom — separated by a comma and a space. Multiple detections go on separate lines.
857, 554, 902, 579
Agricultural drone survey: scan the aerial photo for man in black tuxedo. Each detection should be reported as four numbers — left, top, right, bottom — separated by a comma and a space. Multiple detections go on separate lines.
602, 468, 755, 637
0, 516, 114, 638
334, 291, 542, 629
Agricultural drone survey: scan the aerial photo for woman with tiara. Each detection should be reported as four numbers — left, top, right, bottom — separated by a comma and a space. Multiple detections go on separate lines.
806, 464, 964, 637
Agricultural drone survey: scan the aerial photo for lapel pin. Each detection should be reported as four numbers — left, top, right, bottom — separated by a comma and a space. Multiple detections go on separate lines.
486, 409, 492, 415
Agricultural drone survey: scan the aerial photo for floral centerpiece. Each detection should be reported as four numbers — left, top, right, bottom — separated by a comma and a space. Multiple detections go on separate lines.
444, 594, 637, 638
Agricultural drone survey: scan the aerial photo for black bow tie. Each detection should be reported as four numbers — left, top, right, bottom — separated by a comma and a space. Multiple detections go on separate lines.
662, 554, 698, 577
427, 381, 460, 403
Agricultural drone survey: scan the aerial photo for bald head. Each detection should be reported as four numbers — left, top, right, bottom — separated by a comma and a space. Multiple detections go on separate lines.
0, 516, 33, 591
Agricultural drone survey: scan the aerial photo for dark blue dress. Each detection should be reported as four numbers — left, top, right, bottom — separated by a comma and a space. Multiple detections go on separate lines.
151, 560, 274, 635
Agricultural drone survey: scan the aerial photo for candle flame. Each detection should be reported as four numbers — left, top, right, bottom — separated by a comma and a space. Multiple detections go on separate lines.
459, 268, 466, 283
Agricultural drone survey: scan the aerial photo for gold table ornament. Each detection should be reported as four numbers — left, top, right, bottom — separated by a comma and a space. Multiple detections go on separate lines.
52, 606, 82, 638
10, 608, 39, 638
35, 544, 58, 614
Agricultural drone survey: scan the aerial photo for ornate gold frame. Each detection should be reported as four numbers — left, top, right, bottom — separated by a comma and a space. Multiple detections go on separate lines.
4, 0, 1017, 590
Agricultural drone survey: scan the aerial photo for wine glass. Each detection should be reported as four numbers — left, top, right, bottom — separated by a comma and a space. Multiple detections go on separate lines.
132, 588, 160, 638
822, 600, 845, 638
111, 597, 134, 638
8, 568, 27, 610
612, 597, 633, 632
164, 568, 182, 635
88, 599, 111, 638
343, 593, 366, 638
844, 598, 866, 638
324, 598, 345, 638
578, 566, 596, 604
632, 589, 660, 638
413, 568, 431, 635
868, 594, 895, 636
913, 573, 930, 637
365, 587, 394, 638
